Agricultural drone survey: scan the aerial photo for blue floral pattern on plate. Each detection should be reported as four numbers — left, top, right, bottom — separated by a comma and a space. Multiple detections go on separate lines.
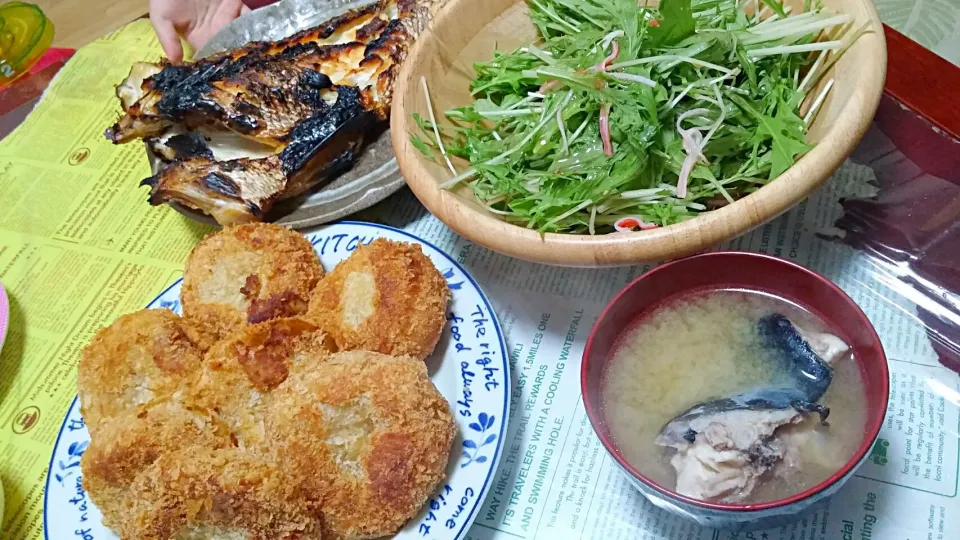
44, 221, 510, 540
462, 413, 497, 467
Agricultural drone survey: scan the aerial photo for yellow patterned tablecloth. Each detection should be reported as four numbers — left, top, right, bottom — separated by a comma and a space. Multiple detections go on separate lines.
0, 20, 214, 539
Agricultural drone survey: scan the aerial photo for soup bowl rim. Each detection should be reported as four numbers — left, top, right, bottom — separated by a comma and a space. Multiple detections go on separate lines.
580, 250, 889, 513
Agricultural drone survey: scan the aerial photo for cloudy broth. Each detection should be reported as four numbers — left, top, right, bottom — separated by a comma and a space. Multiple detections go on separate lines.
601, 289, 868, 503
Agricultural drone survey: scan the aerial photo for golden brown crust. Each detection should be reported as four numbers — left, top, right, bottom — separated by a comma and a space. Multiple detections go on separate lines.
77, 308, 203, 434
121, 446, 324, 540
182, 302, 248, 352
307, 239, 449, 360
191, 317, 336, 449
181, 223, 324, 347
81, 226, 459, 539
81, 401, 229, 527
270, 351, 456, 539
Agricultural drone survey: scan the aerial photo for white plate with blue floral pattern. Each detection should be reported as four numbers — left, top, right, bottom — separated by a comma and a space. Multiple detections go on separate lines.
44, 221, 509, 540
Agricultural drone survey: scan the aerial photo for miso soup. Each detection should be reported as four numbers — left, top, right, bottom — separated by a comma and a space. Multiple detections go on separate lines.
601, 289, 868, 504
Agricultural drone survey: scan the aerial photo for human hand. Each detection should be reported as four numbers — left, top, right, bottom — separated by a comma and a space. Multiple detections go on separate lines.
149, 0, 251, 63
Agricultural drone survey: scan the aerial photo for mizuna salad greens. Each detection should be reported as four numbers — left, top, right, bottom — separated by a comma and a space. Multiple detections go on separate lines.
412, 0, 865, 234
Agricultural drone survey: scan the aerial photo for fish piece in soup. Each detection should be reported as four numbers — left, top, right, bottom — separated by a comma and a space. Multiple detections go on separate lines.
602, 289, 866, 506
659, 408, 802, 501
655, 314, 850, 503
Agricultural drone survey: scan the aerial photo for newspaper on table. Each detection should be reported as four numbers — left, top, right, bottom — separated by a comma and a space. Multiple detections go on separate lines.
0, 21, 217, 540
360, 160, 960, 540
0, 19, 958, 540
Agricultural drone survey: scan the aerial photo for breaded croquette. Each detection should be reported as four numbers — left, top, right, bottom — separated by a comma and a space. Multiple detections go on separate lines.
308, 239, 449, 360
81, 401, 228, 525
79, 225, 463, 539
120, 446, 324, 540
191, 317, 335, 448
78, 308, 203, 434
181, 223, 324, 349
270, 351, 456, 539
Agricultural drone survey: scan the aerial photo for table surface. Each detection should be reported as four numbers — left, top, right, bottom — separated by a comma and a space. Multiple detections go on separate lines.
32, 0, 147, 49
24, 0, 960, 64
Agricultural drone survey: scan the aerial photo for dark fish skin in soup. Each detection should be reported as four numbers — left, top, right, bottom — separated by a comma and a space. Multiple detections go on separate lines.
653, 312, 852, 503
659, 314, 836, 446
757, 313, 834, 403
661, 387, 824, 447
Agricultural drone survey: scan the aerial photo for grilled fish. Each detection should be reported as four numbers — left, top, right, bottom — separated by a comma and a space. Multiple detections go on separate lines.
108, 0, 404, 143
143, 87, 377, 224
106, 0, 438, 224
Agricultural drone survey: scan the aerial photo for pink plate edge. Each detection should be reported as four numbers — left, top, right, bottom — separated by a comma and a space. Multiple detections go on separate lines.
0, 282, 8, 354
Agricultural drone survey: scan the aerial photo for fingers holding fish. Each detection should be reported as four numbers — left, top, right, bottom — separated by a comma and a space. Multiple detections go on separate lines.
110, 0, 396, 143
106, 0, 445, 225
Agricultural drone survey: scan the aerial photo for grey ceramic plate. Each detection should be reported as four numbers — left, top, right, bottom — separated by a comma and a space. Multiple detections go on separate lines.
148, 0, 403, 229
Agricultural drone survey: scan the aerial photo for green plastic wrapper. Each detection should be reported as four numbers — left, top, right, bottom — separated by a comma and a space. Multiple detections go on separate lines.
0, 2, 54, 90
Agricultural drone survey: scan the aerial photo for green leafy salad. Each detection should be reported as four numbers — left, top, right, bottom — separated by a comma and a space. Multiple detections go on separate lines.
411, 0, 866, 234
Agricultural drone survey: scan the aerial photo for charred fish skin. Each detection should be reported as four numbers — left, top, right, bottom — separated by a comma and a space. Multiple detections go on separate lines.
136, 86, 369, 224
161, 132, 214, 160
105, 0, 417, 145
280, 86, 367, 174
279, 85, 377, 199
105, 0, 387, 138
108, 42, 356, 144
142, 87, 372, 222
108, 0, 442, 225
154, 42, 366, 141
141, 155, 285, 224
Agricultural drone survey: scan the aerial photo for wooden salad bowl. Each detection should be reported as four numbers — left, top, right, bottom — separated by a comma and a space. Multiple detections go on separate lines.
390, 0, 886, 267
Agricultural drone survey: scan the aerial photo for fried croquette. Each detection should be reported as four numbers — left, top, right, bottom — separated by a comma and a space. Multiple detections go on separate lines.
181, 302, 247, 353
78, 308, 203, 434
181, 223, 324, 349
269, 351, 456, 539
307, 239, 449, 360
80, 227, 464, 539
191, 317, 335, 448
120, 446, 324, 540
81, 401, 228, 524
